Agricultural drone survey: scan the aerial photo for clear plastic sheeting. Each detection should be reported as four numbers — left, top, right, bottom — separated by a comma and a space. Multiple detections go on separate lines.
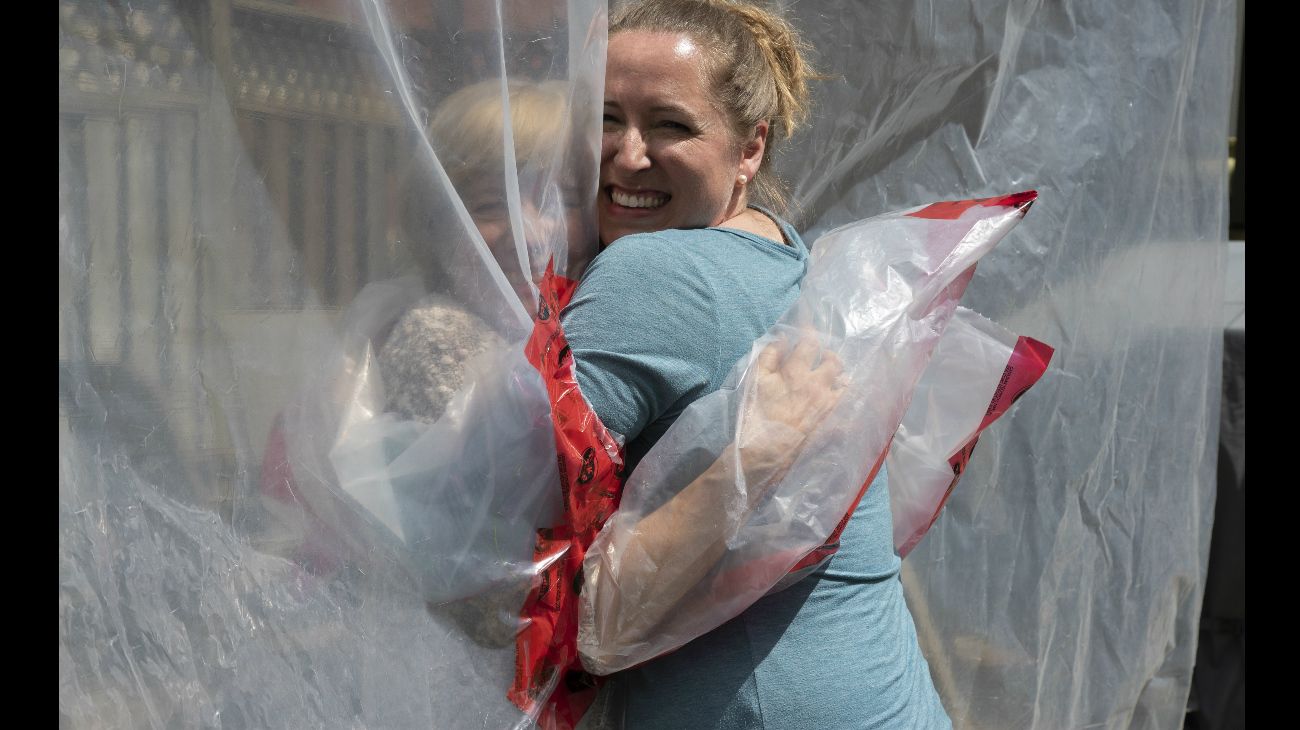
59, 0, 1234, 729
888, 306, 1053, 560
771, 0, 1234, 728
61, 0, 604, 726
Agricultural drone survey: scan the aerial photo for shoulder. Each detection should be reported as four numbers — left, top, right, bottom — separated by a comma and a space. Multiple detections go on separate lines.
581, 225, 799, 291
570, 232, 723, 315
586, 230, 730, 272
750, 206, 809, 252
560, 233, 725, 437
565, 233, 720, 336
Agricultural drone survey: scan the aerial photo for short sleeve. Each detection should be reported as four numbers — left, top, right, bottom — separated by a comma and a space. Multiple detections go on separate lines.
560, 234, 720, 441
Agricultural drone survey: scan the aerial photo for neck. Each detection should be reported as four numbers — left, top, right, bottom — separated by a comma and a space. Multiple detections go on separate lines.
721, 204, 787, 244
720, 187, 749, 222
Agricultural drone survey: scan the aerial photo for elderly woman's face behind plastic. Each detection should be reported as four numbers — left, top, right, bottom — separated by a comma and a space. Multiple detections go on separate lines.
600, 31, 765, 246
420, 79, 585, 306
463, 173, 580, 302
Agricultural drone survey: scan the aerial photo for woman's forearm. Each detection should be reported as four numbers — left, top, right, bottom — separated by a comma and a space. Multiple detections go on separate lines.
579, 336, 843, 673
583, 421, 805, 662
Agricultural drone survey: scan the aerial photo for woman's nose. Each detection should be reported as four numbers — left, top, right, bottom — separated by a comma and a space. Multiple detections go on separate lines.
608, 127, 651, 172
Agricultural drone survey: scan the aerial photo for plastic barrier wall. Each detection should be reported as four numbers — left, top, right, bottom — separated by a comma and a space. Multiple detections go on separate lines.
58, 0, 1234, 727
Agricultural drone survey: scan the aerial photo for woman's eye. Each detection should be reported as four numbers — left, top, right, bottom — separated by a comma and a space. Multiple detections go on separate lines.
661, 121, 691, 132
472, 202, 507, 218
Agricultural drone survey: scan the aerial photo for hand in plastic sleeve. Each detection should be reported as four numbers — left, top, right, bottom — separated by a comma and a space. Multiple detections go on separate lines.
742, 334, 847, 452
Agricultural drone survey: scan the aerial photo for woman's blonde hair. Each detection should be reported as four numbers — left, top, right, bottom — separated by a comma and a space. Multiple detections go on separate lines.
427, 79, 571, 191
399, 80, 571, 267
610, 0, 817, 214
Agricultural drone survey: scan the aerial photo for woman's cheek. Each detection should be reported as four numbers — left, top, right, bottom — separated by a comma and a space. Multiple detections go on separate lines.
565, 208, 586, 240
600, 131, 620, 161
472, 219, 512, 267
474, 217, 505, 244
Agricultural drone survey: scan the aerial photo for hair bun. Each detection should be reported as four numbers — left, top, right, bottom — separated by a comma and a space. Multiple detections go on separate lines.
714, 1, 813, 140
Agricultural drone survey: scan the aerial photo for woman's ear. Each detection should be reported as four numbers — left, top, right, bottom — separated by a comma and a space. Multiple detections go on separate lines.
739, 120, 769, 181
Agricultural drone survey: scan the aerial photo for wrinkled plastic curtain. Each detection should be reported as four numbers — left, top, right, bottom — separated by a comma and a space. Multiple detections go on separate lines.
60, 1, 603, 726
771, 1, 1234, 728
59, 1, 1234, 729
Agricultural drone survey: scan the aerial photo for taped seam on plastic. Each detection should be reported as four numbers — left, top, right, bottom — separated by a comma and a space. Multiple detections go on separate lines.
786, 440, 892, 575
896, 333, 1055, 558
905, 191, 1037, 220
904, 192, 1039, 320
791, 192, 1042, 572
509, 260, 622, 728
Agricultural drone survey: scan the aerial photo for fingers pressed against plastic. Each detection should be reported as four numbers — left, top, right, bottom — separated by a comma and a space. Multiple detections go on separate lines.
786, 335, 822, 372
756, 338, 785, 374
817, 350, 844, 382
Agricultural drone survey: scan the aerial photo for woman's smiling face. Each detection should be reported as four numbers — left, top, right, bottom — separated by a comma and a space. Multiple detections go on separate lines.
599, 31, 763, 246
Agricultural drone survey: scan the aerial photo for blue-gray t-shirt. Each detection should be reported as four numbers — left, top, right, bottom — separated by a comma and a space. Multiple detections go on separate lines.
562, 215, 951, 729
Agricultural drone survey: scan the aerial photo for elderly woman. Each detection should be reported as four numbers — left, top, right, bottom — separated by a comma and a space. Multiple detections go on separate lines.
561, 1, 953, 727
379, 79, 580, 423
258, 79, 575, 606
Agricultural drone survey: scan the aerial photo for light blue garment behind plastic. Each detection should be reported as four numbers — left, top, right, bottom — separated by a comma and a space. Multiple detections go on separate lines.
616, 469, 951, 730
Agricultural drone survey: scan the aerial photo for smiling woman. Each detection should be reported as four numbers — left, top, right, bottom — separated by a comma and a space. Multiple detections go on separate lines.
599, 32, 771, 244
562, 1, 952, 728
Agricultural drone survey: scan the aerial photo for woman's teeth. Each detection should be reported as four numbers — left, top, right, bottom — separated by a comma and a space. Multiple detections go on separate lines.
611, 189, 668, 209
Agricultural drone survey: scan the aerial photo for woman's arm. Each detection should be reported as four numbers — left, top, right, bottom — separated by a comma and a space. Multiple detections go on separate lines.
580, 335, 845, 668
